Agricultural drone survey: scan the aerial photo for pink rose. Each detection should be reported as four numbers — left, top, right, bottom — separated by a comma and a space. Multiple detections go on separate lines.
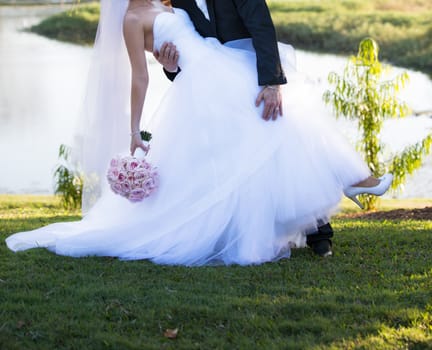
107, 168, 119, 182
129, 188, 146, 202
133, 179, 143, 187
127, 171, 135, 182
144, 177, 156, 190
110, 158, 119, 167
112, 183, 123, 194
134, 171, 146, 180
121, 182, 131, 194
127, 160, 140, 171
142, 162, 152, 170
117, 171, 127, 182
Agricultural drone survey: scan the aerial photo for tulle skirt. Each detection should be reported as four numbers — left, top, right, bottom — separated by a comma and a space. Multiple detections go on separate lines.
6, 42, 369, 265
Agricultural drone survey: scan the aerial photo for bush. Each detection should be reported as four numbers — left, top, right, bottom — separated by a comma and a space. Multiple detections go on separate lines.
53, 144, 83, 210
31, 3, 100, 45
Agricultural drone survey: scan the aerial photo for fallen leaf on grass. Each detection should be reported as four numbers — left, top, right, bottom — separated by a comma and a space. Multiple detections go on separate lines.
164, 328, 178, 339
16, 320, 27, 329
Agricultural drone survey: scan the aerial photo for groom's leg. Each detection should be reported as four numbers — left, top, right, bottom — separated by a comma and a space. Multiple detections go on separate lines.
306, 222, 334, 257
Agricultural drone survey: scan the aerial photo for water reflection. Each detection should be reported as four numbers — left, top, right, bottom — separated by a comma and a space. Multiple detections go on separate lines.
0, 5, 169, 194
0, 6, 431, 197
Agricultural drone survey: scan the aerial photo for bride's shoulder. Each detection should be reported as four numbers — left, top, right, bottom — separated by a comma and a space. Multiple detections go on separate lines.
124, 12, 140, 31
123, 10, 150, 36
124, 10, 143, 25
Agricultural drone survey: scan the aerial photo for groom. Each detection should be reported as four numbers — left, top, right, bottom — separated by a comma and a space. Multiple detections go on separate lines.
155, 0, 334, 257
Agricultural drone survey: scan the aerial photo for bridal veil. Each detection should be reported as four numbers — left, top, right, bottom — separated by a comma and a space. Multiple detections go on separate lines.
73, 0, 131, 213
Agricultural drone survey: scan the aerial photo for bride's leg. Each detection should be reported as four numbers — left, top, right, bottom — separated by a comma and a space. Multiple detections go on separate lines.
344, 173, 393, 208
351, 176, 380, 188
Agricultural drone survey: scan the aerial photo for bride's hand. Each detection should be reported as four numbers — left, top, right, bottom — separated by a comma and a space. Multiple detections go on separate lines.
154, 42, 179, 73
130, 134, 150, 156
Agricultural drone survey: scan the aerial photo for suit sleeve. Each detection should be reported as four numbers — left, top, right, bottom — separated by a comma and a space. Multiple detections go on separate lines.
163, 67, 181, 82
232, 0, 287, 86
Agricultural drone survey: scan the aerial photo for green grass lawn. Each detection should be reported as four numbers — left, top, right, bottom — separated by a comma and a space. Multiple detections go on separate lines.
1, 195, 431, 349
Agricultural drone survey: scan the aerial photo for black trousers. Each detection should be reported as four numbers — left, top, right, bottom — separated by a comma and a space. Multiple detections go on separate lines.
306, 223, 334, 246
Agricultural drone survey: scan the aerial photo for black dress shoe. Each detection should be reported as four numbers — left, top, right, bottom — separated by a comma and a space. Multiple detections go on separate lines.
310, 239, 333, 257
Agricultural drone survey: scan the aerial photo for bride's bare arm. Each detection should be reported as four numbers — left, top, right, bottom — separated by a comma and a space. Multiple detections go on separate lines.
123, 14, 150, 155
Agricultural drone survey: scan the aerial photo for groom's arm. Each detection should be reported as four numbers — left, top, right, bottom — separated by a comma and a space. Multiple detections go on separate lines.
232, 0, 286, 87
232, 0, 286, 120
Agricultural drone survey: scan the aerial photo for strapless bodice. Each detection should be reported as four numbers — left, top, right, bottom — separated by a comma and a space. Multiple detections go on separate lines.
153, 9, 211, 70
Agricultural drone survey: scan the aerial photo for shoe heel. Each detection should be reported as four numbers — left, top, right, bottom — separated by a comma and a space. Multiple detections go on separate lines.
348, 195, 364, 209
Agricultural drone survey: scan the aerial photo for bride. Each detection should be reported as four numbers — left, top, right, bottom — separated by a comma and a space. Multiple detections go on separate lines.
6, 0, 392, 265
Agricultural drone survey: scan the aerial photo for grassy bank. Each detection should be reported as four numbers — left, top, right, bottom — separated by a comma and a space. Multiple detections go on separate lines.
1, 195, 431, 349
28, 0, 432, 75
269, 0, 432, 75
30, 3, 99, 45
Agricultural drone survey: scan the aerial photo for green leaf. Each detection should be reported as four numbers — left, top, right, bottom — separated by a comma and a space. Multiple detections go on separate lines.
140, 130, 152, 142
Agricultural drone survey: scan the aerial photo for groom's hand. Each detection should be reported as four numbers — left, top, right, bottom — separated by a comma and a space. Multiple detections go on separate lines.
255, 85, 283, 121
153, 42, 179, 73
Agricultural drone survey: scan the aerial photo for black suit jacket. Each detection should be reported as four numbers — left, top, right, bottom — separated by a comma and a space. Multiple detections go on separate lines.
168, 0, 287, 86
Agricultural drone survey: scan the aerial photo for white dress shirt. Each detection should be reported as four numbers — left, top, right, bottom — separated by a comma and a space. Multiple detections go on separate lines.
195, 0, 210, 20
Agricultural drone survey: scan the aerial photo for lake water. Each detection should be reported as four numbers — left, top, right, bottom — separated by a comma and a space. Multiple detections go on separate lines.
1, 5, 432, 198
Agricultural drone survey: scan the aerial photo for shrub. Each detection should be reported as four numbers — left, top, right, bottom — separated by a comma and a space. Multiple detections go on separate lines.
53, 144, 83, 210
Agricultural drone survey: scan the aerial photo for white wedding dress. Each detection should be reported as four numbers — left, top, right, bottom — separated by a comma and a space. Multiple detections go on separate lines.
6, 9, 370, 265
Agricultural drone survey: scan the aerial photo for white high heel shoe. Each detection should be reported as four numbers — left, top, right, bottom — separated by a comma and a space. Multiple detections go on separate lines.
344, 173, 394, 209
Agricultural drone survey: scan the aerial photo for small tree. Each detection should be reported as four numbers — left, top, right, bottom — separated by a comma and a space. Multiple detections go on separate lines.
324, 38, 432, 210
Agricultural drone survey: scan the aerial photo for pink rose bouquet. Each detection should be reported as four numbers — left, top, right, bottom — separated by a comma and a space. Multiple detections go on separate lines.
107, 155, 159, 202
